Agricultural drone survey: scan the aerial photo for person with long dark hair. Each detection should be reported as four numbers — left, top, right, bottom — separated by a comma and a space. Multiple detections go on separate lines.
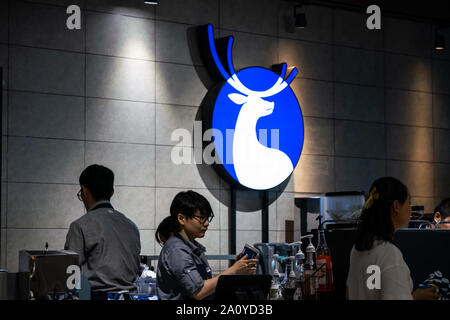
155, 190, 258, 300
346, 177, 439, 300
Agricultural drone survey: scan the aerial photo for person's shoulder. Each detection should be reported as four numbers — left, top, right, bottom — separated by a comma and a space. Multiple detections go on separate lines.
377, 240, 401, 255
112, 209, 139, 229
164, 234, 184, 248
160, 237, 192, 266
385, 242, 405, 260
375, 241, 406, 266
352, 240, 396, 260
162, 236, 191, 254
69, 214, 88, 229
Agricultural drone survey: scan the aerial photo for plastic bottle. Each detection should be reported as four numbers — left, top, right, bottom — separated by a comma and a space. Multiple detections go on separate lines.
280, 257, 297, 300
280, 257, 289, 293
289, 241, 304, 300
316, 228, 334, 300
289, 242, 305, 277
301, 234, 318, 300
268, 254, 283, 300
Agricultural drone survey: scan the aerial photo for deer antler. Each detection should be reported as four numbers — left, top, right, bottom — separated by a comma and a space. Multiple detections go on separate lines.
228, 75, 286, 98
207, 25, 298, 98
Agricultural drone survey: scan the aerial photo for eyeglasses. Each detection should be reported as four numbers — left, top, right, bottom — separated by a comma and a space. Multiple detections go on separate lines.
191, 213, 214, 224
77, 189, 83, 201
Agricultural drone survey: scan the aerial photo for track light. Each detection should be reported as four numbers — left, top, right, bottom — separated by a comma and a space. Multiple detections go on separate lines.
435, 29, 445, 50
294, 5, 307, 29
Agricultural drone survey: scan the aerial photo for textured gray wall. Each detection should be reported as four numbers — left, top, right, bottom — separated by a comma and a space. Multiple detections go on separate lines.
0, 0, 449, 272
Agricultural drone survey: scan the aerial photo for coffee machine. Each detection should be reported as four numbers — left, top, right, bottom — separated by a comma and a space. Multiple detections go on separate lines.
19, 250, 79, 299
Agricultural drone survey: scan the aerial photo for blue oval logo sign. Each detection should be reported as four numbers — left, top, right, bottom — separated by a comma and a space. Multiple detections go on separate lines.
199, 25, 304, 190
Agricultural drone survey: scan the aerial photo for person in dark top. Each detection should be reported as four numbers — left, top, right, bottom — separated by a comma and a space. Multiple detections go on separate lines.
156, 190, 258, 300
64, 164, 141, 300
433, 198, 450, 229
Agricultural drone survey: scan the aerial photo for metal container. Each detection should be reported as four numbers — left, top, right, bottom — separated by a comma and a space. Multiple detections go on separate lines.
19, 250, 79, 299
320, 192, 365, 229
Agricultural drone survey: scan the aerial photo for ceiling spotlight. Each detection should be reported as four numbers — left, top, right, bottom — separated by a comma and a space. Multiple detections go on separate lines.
435, 29, 445, 50
294, 5, 307, 29
144, 1, 158, 5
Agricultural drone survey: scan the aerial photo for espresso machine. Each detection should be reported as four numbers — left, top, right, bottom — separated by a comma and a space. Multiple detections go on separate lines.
19, 249, 79, 299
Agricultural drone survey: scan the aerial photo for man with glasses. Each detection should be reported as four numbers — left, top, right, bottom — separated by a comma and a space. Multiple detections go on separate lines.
65, 164, 141, 300
156, 190, 258, 300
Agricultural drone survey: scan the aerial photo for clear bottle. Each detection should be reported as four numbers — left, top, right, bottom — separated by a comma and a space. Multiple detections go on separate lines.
293, 242, 304, 300
288, 241, 304, 300
268, 254, 283, 300
279, 257, 288, 297
281, 257, 297, 300
268, 273, 282, 300
316, 228, 334, 300
301, 234, 318, 301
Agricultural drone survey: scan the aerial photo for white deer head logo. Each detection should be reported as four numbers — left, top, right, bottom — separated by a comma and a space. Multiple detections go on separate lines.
205, 25, 301, 190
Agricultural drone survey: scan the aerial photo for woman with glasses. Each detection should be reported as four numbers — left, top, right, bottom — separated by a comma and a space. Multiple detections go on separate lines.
156, 190, 258, 300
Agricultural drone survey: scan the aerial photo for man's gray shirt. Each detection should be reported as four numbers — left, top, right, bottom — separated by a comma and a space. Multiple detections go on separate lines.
156, 233, 212, 300
64, 201, 141, 293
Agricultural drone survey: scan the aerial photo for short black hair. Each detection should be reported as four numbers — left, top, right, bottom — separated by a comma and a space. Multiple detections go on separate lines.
154, 191, 214, 243
355, 176, 409, 251
434, 198, 450, 219
169, 190, 213, 231
79, 164, 114, 201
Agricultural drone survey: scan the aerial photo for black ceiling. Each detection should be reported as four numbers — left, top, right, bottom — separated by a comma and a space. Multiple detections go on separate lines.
308, 0, 450, 26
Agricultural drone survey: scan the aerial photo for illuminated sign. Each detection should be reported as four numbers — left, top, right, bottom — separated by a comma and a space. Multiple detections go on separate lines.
199, 25, 304, 190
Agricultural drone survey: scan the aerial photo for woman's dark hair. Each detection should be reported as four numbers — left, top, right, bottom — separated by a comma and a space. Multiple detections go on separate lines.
434, 198, 450, 219
155, 216, 174, 246
354, 176, 409, 251
79, 164, 114, 201
155, 190, 214, 245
